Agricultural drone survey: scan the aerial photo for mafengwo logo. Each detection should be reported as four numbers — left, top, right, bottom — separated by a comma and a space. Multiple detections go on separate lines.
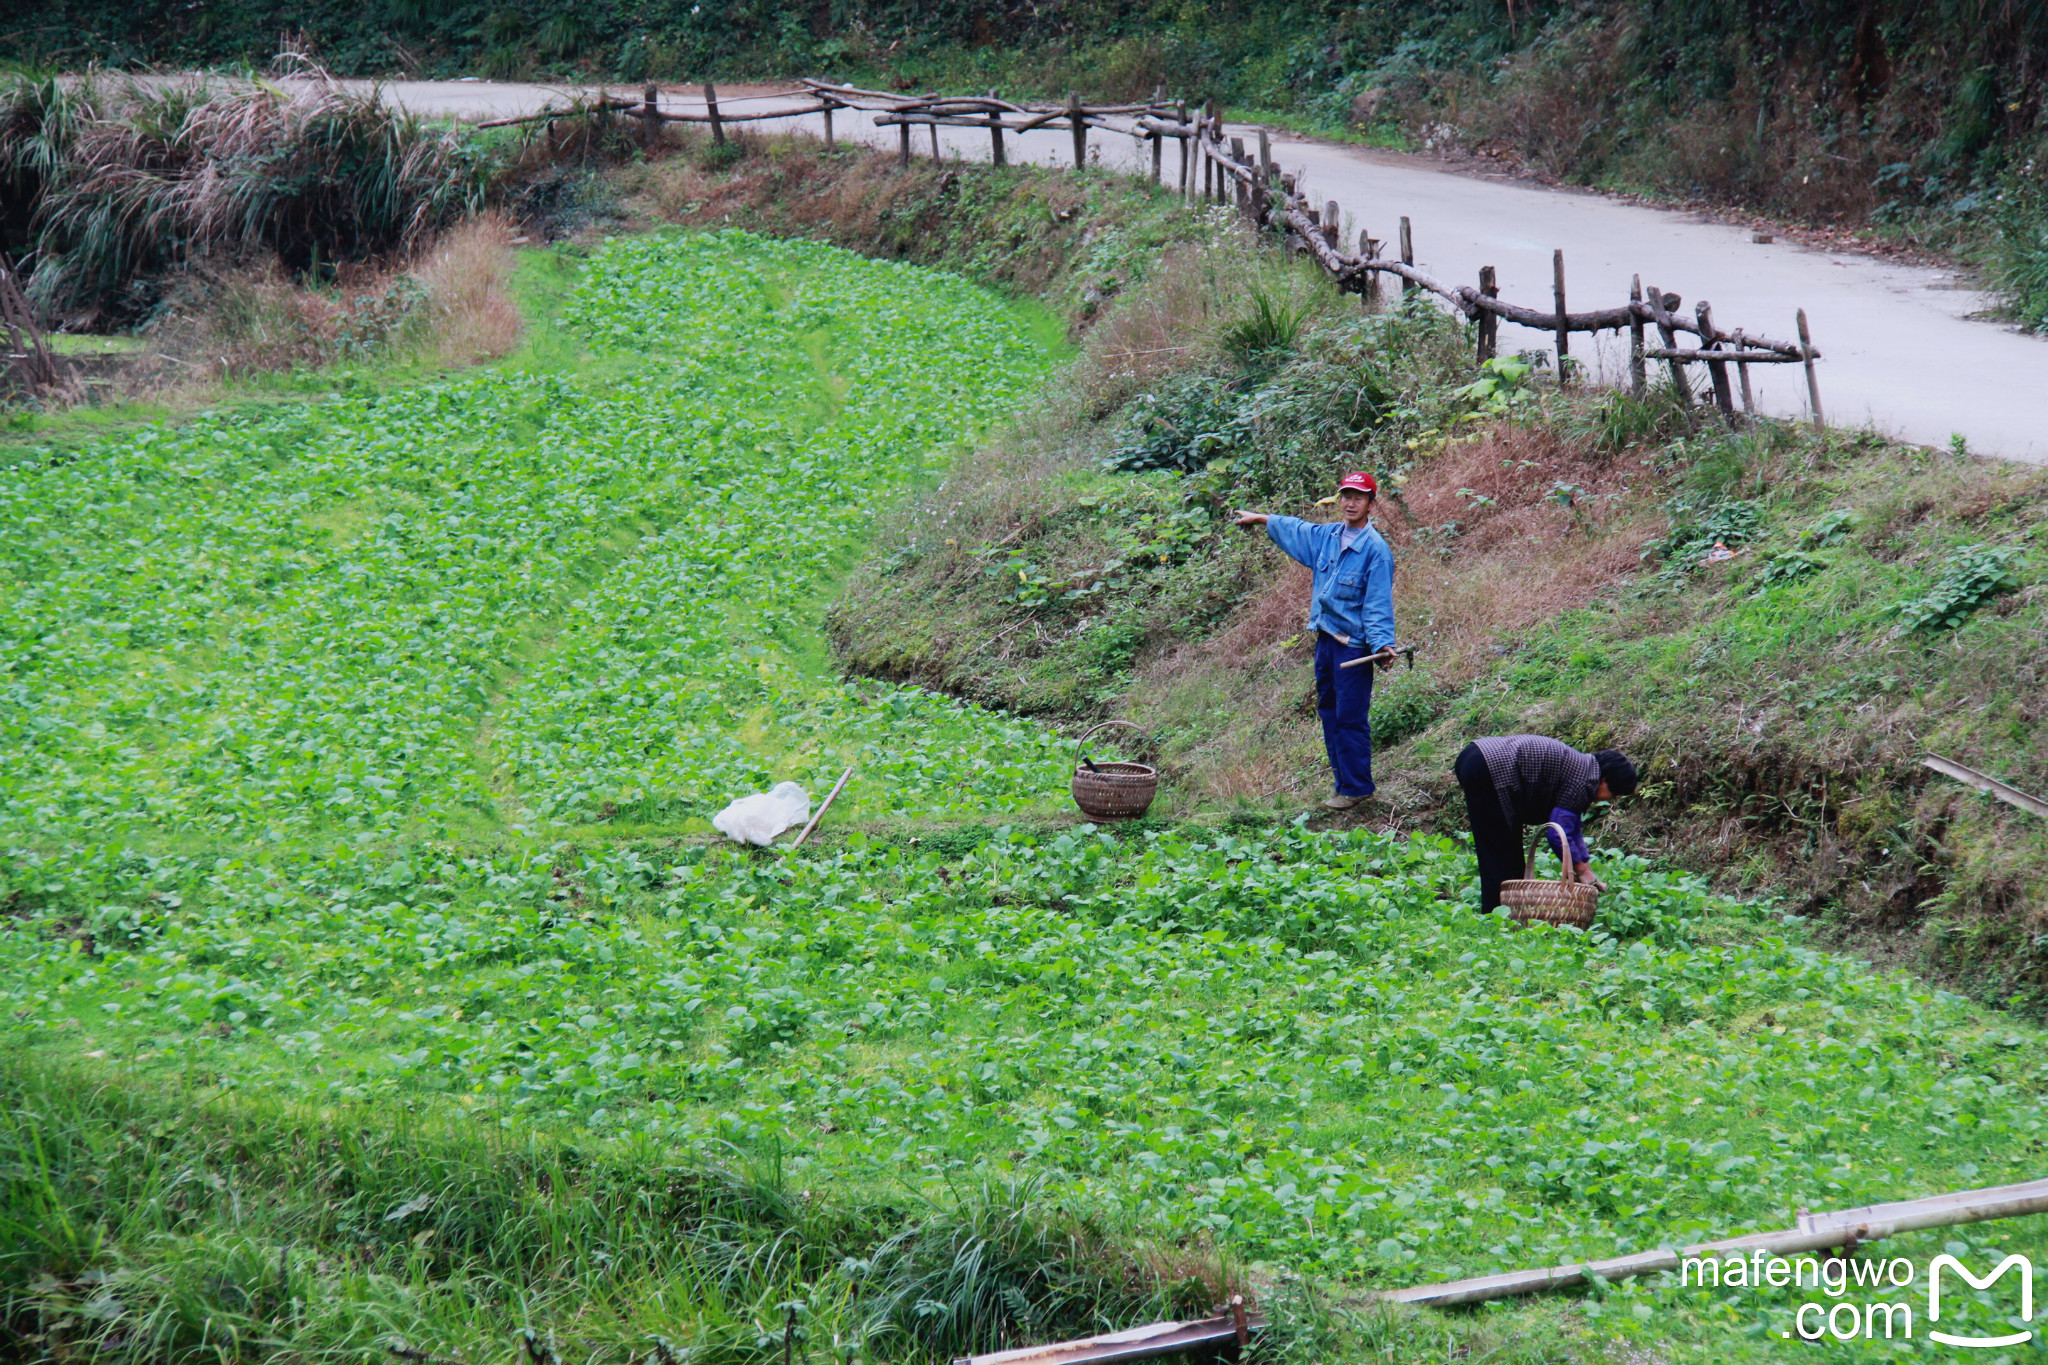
1928, 1254, 2034, 1349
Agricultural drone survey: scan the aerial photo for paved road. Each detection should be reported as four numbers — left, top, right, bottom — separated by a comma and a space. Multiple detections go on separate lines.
356, 78, 2048, 464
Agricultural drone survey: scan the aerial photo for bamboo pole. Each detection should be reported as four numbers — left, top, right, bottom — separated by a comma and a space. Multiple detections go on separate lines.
1384, 1176, 2048, 1309
1798, 308, 1825, 431
786, 767, 854, 851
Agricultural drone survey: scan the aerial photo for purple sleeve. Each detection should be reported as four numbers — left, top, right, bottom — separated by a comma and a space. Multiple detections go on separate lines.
1543, 808, 1590, 864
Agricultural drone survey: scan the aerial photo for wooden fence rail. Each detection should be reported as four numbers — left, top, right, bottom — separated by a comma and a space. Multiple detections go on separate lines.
506, 80, 1822, 425
1191, 118, 1822, 422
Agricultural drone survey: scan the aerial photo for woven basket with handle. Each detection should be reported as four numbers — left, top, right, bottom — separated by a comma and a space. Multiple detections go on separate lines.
1500, 821, 1599, 928
1070, 720, 1158, 820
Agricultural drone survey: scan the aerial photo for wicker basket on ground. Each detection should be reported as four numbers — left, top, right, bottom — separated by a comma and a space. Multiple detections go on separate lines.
1500, 822, 1599, 928
1070, 720, 1157, 820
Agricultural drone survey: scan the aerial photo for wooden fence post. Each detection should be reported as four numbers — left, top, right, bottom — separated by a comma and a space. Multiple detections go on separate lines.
929, 123, 942, 163
1551, 249, 1570, 388
987, 92, 1006, 167
1256, 128, 1271, 183
1476, 265, 1498, 363
1627, 275, 1647, 398
1068, 92, 1086, 168
1797, 308, 1825, 431
1644, 283, 1690, 405
1229, 136, 1247, 210
1732, 328, 1756, 414
1207, 103, 1221, 201
1200, 112, 1212, 200
822, 102, 835, 147
640, 85, 659, 152
1177, 101, 1190, 198
1150, 126, 1163, 183
1358, 229, 1380, 308
1399, 216, 1415, 298
703, 83, 723, 144
1323, 199, 1340, 251
898, 121, 911, 167
1696, 301, 1736, 419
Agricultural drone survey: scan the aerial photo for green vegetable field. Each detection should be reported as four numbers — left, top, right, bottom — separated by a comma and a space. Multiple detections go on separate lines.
5, 230, 2046, 1363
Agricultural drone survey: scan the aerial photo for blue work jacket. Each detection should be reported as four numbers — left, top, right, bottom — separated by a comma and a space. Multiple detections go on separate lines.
1264, 516, 1396, 650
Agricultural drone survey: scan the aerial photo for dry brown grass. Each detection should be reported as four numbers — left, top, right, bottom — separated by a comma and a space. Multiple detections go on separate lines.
57, 212, 521, 403
1378, 424, 1659, 682
413, 212, 522, 365
1123, 420, 1667, 808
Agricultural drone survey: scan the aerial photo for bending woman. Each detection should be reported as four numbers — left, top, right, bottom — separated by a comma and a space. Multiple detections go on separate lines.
1453, 734, 1638, 912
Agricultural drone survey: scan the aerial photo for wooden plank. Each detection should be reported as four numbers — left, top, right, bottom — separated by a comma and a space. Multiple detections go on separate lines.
1923, 754, 2048, 820
953, 1312, 1266, 1365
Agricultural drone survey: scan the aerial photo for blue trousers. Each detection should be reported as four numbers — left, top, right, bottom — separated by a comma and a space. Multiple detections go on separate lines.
1314, 632, 1376, 797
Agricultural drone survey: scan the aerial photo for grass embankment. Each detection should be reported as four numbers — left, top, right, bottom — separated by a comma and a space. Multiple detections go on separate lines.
831, 229, 2048, 1013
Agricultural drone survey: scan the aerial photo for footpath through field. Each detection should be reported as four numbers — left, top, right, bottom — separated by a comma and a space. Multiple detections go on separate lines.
351, 77, 2048, 466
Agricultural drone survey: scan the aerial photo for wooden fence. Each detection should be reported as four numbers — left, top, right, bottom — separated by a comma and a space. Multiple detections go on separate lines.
1184, 106, 1823, 426
2, 83, 1823, 415
490, 81, 1823, 426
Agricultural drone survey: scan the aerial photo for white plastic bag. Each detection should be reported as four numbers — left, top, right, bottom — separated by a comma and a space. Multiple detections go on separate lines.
711, 781, 811, 847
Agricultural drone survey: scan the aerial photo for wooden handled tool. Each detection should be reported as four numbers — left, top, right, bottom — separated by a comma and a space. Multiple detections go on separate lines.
1339, 645, 1418, 671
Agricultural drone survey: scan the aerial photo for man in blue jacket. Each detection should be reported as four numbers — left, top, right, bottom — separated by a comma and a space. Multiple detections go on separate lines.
1233, 471, 1396, 810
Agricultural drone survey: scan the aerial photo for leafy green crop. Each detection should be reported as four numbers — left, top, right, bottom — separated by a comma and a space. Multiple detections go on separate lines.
0, 230, 1067, 847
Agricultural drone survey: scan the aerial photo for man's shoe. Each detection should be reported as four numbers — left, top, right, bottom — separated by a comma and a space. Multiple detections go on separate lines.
1322, 794, 1362, 811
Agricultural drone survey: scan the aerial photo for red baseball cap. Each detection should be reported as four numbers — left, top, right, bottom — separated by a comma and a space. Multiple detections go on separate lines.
1335, 471, 1378, 496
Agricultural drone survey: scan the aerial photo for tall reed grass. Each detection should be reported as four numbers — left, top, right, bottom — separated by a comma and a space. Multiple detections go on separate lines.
1, 68, 489, 326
